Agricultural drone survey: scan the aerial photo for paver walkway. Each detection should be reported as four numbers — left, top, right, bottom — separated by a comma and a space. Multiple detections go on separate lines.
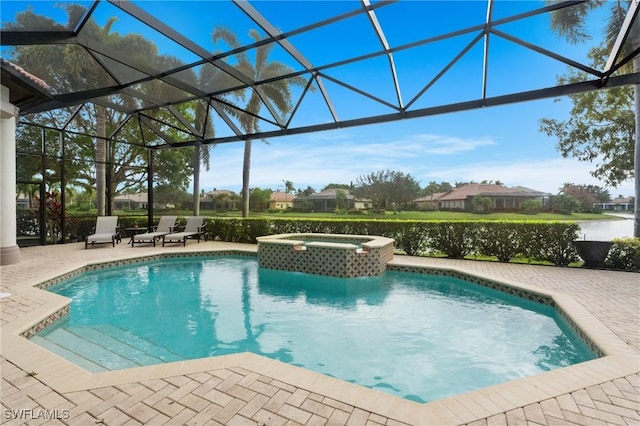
1, 242, 638, 425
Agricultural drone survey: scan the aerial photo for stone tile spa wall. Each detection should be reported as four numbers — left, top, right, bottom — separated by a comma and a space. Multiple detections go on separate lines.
256, 234, 395, 278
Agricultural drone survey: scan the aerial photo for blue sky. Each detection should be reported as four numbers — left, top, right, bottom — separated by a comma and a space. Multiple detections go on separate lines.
202, 99, 634, 198
1, 1, 634, 198
191, 1, 632, 198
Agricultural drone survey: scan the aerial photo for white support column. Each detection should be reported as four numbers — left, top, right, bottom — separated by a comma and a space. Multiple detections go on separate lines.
0, 84, 21, 265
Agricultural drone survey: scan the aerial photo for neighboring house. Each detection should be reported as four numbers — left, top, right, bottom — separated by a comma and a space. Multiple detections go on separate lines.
200, 190, 236, 210
595, 197, 634, 212
113, 193, 174, 210
413, 192, 446, 210
435, 184, 549, 211
269, 191, 295, 210
355, 197, 372, 210
113, 193, 148, 210
294, 188, 357, 212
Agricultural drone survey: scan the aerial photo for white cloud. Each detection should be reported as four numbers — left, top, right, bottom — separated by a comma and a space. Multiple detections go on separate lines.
426, 158, 635, 196
198, 133, 488, 192
403, 134, 496, 155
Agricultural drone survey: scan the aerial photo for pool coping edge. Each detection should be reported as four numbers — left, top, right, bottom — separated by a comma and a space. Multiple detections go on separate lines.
2, 248, 638, 425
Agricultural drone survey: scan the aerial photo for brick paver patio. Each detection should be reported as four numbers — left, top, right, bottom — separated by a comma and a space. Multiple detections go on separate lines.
1, 242, 638, 425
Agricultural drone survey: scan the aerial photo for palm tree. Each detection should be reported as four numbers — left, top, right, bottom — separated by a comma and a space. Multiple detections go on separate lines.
190, 60, 233, 216
282, 179, 295, 209
8, 6, 167, 216
549, 1, 640, 237
192, 145, 209, 216
191, 99, 214, 216
212, 28, 308, 217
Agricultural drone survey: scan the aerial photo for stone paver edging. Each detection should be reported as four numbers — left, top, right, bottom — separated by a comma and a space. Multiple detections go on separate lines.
1, 242, 638, 425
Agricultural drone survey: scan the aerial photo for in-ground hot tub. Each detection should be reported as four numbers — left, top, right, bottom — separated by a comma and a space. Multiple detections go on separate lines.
256, 233, 395, 277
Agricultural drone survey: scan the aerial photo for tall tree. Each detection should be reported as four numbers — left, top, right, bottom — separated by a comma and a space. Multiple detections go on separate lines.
560, 183, 599, 212
283, 180, 295, 194
355, 169, 421, 210
335, 189, 348, 210
7, 5, 192, 213
545, 1, 639, 236
249, 187, 272, 211
439, 181, 453, 192
192, 87, 214, 217
297, 185, 316, 196
421, 181, 450, 207
423, 181, 441, 196
540, 47, 634, 186
322, 183, 353, 191
561, 182, 611, 204
212, 28, 307, 217
190, 56, 241, 216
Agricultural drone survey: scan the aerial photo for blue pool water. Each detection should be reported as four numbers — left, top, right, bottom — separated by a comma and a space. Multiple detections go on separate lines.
35, 256, 595, 403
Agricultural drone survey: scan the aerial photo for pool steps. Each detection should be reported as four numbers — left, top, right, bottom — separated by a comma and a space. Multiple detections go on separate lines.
32, 324, 185, 372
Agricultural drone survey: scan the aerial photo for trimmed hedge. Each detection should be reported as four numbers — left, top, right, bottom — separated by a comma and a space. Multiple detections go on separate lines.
206, 217, 583, 265
428, 221, 480, 259
68, 216, 638, 270
477, 222, 522, 262
605, 238, 640, 271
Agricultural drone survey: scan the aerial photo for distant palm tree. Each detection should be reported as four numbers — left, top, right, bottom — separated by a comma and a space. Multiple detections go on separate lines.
549, 1, 639, 236
213, 28, 308, 217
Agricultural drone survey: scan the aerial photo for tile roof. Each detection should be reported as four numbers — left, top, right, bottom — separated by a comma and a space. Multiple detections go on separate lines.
607, 197, 633, 204
413, 193, 447, 202
1, 58, 52, 111
437, 184, 547, 201
1, 58, 50, 90
270, 191, 295, 202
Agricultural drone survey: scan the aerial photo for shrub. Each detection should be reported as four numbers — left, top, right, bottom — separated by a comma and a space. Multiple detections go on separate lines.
605, 238, 640, 271
203, 218, 582, 266
521, 199, 542, 215
17, 208, 39, 237
429, 221, 479, 258
471, 196, 493, 213
477, 222, 522, 262
553, 194, 581, 214
207, 218, 245, 242
520, 222, 580, 266
393, 223, 430, 256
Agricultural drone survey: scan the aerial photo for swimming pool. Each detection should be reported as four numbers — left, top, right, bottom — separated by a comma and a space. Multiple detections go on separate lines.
33, 255, 595, 403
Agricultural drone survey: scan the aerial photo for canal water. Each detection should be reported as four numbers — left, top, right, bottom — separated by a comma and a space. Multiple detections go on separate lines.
576, 213, 635, 241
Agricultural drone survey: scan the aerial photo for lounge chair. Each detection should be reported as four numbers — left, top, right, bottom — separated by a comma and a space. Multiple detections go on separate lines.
162, 216, 207, 247
131, 216, 178, 247
85, 216, 120, 249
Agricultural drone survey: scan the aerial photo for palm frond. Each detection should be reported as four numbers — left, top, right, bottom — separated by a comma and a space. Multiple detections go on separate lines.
212, 26, 250, 66
547, 0, 607, 44
605, 1, 632, 52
